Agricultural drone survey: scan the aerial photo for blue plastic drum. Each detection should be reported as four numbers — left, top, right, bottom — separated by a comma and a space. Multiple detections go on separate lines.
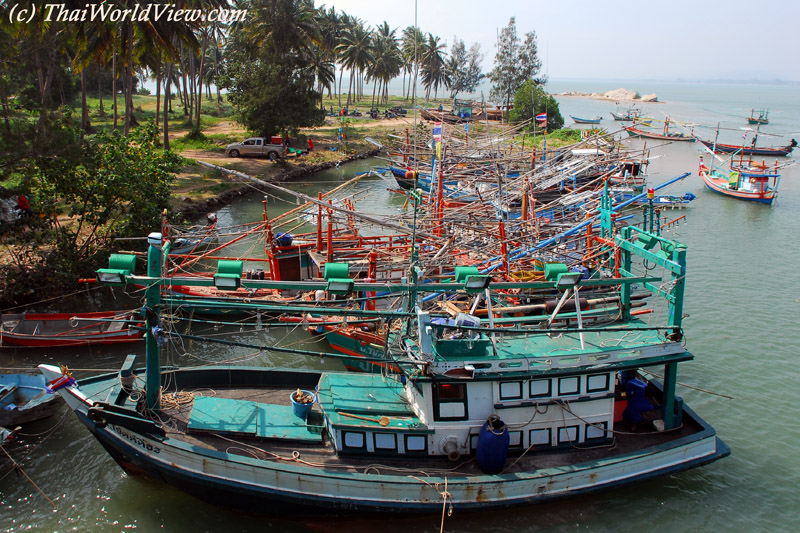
476, 415, 510, 474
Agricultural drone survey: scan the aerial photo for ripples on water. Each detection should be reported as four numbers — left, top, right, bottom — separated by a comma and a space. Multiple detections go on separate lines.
2, 81, 800, 531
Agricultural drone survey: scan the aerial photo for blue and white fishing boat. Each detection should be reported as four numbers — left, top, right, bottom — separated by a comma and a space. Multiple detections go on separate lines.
42, 189, 728, 516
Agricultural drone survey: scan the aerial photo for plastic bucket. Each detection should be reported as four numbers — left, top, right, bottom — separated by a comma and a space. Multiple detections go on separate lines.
476, 415, 510, 474
291, 389, 316, 419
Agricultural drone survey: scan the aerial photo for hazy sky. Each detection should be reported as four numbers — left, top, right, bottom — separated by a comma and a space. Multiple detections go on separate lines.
317, 0, 800, 82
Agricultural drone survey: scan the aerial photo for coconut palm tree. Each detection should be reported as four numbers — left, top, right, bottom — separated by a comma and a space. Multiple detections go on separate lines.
420, 34, 449, 104
368, 23, 402, 109
336, 19, 373, 111
309, 44, 335, 109
400, 26, 424, 102
316, 6, 341, 99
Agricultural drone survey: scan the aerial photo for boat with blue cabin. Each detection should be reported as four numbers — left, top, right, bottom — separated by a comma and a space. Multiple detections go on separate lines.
699, 158, 780, 205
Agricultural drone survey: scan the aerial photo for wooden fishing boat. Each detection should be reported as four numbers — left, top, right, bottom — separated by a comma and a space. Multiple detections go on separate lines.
624, 125, 695, 142
42, 189, 728, 516
610, 106, 642, 121
697, 138, 796, 157
699, 159, 780, 205
420, 108, 472, 124
747, 108, 769, 125
570, 115, 603, 124
0, 311, 142, 347
0, 372, 63, 428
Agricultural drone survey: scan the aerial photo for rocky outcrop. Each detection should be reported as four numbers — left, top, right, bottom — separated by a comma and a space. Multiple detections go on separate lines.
558, 88, 659, 102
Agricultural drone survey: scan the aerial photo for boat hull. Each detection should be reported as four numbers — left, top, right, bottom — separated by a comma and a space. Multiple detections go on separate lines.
0, 373, 63, 426
0, 311, 141, 347
701, 170, 775, 204
570, 116, 603, 124
697, 140, 792, 157
624, 126, 695, 142
47, 366, 729, 516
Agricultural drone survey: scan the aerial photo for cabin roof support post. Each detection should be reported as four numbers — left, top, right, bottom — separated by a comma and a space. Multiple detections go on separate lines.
661, 362, 679, 430
145, 233, 163, 410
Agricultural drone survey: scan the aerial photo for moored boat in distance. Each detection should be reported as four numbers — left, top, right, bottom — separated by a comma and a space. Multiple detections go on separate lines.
625, 125, 695, 142
697, 138, 796, 157
611, 105, 642, 121
570, 115, 603, 124
747, 108, 769, 125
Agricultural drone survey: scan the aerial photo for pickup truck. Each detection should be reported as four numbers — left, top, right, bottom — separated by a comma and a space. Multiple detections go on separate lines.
225, 137, 284, 160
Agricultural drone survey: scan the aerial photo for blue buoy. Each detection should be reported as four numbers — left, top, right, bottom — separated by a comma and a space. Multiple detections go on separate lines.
476, 415, 510, 474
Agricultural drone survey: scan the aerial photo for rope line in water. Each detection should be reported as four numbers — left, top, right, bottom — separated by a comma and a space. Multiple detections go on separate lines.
0, 442, 57, 509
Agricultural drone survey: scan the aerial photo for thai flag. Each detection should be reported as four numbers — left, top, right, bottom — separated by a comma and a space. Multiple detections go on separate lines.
536, 113, 547, 122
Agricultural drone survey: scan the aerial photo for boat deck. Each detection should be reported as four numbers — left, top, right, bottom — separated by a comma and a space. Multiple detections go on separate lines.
145, 377, 704, 478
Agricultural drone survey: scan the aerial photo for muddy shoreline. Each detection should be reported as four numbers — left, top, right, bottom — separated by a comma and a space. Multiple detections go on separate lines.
175, 147, 381, 219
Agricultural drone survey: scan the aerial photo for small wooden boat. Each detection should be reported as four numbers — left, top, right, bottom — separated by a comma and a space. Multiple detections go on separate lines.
699, 160, 779, 205
570, 115, 603, 124
0, 311, 142, 347
624, 125, 695, 142
697, 138, 796, 157
0, 372, 64, 428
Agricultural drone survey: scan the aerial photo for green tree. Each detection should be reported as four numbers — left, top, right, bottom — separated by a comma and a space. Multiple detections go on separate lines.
420, 34, 448, 103
368, 22, 402, 108
223, 0, 324, 136
30, 119, 181, 254
489, 17, 545, 107
446, 38, 484, 99
509, 80, 563, 131
336, 19, 373, 109
400, 26, 424, 101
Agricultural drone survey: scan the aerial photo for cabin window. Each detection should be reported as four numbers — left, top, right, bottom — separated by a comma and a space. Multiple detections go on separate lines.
529, 428, 551, 447
373, 433, 397, 452
586, 421, 608, 441
499, 381, 523, 401
529, 379, 551, 398
433, 383, 468, 421
509, 430, 523, 449
586, 373, 611, 394
558, 425, 579, 445
558, 376, 580, 396
405, 434, 428, 453
343, 431, 366, 450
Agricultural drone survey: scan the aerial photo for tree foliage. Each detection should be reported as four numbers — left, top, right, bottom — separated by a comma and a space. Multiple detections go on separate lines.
489, 17, 546, 106
446, 38, 485, 99
509, 80, 564, 131
30, 118, 181, 251
223, 0, 325, 135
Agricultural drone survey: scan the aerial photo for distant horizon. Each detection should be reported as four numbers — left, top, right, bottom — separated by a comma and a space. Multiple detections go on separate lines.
318, 0, 800, 83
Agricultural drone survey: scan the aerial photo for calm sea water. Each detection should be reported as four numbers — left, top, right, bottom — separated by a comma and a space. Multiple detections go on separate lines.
2, 80, 799, 531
